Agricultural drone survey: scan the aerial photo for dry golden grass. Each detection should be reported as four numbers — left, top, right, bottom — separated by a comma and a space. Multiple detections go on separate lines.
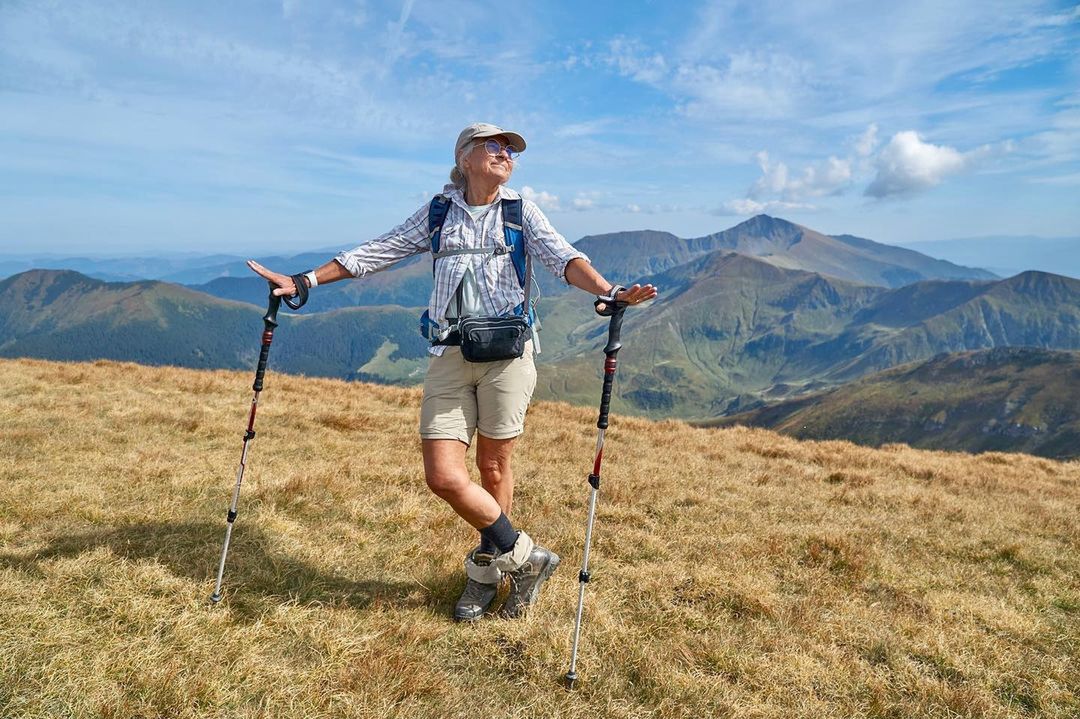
1, 357, 1077, 718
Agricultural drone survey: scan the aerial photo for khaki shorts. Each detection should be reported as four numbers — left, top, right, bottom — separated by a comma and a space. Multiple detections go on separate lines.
420, 341, 537, 445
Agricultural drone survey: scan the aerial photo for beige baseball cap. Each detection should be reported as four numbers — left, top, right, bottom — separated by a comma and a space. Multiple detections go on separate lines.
454, 122, 526, 158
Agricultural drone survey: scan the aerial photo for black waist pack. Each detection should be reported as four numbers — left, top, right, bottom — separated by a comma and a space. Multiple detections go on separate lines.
458, 316, 529, 362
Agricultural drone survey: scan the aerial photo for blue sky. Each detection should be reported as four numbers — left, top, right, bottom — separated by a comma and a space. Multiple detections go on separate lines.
1, 0, 1078, 256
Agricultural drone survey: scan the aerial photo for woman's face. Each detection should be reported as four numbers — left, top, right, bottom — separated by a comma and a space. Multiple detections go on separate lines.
461, 135, 515, 187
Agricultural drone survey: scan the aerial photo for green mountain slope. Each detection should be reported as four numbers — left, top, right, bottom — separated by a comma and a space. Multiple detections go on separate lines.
0, 270, 428, 381
536, 262, 1080, 420
707, 347, 1080, 459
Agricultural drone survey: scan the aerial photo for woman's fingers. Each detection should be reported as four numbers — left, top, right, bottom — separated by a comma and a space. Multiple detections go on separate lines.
247, 260, 298, 297
615, 284, 659, 306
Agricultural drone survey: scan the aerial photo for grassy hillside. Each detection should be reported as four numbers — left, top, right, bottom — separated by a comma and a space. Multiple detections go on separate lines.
1, 358, 1077, 718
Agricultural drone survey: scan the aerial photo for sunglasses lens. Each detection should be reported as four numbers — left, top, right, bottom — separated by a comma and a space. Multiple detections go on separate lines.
483, 139, 517, 159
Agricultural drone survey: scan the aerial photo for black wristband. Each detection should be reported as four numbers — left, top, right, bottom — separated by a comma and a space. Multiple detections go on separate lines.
594, 285, 628, 317
283, 273, 309, 310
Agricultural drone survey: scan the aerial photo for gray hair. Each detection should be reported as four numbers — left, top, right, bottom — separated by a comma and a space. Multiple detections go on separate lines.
449, 165, 467, 189
449, 141, 476, 189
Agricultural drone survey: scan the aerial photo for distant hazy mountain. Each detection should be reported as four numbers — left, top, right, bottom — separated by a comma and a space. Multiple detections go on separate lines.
899, 235, 1080, 279
0, 253, 251, 283
707, 347, 1080, 459
0, 248, 345, 284
190, 256, 432, 312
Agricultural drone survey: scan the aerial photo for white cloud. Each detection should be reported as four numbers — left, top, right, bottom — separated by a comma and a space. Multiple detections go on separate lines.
572, 196, 595, 210
603, 38, 809, 117
865, 130, 989, 198
606, 36, 667, 83
749, 151, 852, 202
716, 198, 815, 216
673, 51, 810, 118
520, 185, 561, 212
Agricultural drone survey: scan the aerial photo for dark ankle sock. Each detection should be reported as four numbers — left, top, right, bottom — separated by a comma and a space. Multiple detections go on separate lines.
478, 533, 499, 556
479, 512, 518, 555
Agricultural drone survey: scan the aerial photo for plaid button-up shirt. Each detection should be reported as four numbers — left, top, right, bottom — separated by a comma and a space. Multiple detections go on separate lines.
334, 184, 589, 356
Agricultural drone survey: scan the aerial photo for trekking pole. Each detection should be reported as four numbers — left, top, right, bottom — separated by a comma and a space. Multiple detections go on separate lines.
210, 282, 298, 604
565, 293, 628, 689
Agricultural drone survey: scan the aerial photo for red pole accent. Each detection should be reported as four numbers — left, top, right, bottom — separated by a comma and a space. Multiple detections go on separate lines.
604, 357, 617, 373
262, 330, 274, 345
593, 449, 603, 476
246, 400, 258, 432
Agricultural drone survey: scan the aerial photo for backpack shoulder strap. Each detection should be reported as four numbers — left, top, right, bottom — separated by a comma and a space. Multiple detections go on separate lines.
427, 195, 452, 275
501, 198, 535, 324
501, 198, 526, 287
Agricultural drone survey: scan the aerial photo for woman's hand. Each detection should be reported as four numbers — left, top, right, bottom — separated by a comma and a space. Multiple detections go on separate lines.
595, 283, 658, 315
614, 283, 658, 307
247, 260, 301, 298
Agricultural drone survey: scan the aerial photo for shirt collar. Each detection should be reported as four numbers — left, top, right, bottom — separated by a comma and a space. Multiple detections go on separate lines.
441, 184, 521, 210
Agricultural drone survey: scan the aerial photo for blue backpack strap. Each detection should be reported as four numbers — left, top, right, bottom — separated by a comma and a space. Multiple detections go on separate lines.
501, 198, 536, 324
501, 198, 526, 287
420, 195, 452, 340
427, 195, 452, 276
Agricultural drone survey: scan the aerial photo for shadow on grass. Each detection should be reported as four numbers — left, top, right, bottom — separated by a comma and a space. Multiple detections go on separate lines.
0, 520, 450, 620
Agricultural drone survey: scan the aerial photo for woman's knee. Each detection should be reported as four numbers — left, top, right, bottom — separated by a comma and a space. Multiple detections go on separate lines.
476, 436, 515, 479
425, 468, 469, 498
476, 453, 508, 478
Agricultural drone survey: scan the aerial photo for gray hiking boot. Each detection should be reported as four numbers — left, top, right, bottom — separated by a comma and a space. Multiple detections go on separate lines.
454, 549, 500, 622
500, 545, 560, 619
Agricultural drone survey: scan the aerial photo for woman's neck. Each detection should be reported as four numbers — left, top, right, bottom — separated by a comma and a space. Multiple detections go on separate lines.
464, 182, 500, 206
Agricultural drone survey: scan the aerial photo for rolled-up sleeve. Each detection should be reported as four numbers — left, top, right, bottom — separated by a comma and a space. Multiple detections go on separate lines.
334, 203, 430, 278
522, 200, 589, 283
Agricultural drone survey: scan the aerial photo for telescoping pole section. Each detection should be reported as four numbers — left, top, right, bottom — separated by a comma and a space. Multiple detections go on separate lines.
566, 302, 626, 689
210, 290, 282, 604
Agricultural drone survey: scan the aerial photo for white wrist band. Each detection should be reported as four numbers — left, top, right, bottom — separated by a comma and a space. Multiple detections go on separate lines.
304, 271, 318, 288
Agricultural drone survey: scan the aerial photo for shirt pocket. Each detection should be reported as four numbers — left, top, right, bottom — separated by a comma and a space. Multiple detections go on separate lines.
438, 224, 462, 250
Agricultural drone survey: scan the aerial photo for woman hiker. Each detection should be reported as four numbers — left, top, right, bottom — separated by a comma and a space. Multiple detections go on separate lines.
247, 122, 657, 621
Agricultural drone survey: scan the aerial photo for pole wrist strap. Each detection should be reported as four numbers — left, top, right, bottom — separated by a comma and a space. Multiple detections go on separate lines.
594, 285, 628, 317
283, 273, 309, 310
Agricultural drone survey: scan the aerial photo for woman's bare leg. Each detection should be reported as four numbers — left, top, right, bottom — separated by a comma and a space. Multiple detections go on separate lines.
476, 434, 516, 515
422, 438, 503, 529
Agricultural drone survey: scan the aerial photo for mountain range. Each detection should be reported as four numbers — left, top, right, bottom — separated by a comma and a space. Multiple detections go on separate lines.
3, 215, 1075, 454
532, 252, 1080, 417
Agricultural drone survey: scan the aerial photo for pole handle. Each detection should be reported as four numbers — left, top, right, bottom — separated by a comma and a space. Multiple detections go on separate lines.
263, 285, 281, 329
603, 306, 626, 356
253, 288, 281, 392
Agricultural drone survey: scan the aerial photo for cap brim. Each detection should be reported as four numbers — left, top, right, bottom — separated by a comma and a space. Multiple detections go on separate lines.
474, 129, 526, 152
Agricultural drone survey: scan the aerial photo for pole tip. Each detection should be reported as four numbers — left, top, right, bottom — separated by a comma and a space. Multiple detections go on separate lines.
209, 593, 222, 604
564, 671, 578, 690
